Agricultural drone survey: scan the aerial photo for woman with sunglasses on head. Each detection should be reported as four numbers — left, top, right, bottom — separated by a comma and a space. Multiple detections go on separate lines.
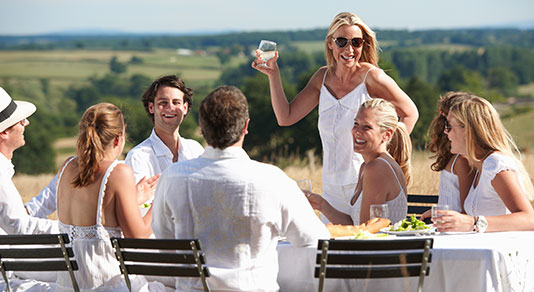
252, 12, 418, 222
419, 92, 476, 219
433, 95, 534, 233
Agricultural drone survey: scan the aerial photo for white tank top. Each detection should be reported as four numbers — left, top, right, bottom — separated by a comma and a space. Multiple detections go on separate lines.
317, 68, 375, 186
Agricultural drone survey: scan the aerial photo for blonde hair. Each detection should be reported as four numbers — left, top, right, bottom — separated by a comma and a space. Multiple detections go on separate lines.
427, 91, 476, 171
73, 103, 125, 188
449, 96, 534, 200
325, 12, 379, 71
360, 98, 412, 185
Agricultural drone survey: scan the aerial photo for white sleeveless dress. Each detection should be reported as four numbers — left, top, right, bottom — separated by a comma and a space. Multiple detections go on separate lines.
318, 68, 375, 215
55, 159, 168, 292
350, 157, 408, 225
438, 154, 463, 212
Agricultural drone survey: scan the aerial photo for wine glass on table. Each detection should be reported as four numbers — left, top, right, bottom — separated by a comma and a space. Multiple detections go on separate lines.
369, 204, 390, 219
258, 40, 277, 65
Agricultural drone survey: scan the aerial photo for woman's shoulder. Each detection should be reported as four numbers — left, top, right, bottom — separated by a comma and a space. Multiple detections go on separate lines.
483, 152, 519, 177
365, 156, 398, 177
106, 162, 134, 183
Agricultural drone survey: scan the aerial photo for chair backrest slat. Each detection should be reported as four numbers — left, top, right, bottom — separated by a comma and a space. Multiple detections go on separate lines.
0, 233, 79, 292
111, 237, 210, 292
315, 238, 433, 292
121, 251, 206, 264
407, 194, 439, 217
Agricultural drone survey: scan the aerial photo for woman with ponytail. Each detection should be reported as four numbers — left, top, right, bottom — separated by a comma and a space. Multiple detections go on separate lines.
307, 98, 410, 225
55, 103, 158, 291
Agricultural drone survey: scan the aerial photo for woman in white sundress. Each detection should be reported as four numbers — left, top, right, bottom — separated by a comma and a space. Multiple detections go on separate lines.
307, 98, 410, 225
55, 103, 159, 291
252, 12, 418, 221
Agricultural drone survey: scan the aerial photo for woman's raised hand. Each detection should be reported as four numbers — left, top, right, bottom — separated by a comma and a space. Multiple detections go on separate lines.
135, 174, 160, 205
251, 50, 279, 75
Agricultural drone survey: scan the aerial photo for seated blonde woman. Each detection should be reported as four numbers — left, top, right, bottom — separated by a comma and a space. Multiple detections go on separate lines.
433, 95, 534, 232
307, 98, 410, 225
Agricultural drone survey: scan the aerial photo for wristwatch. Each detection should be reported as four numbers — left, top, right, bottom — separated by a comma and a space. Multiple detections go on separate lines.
474, 216, 488, 233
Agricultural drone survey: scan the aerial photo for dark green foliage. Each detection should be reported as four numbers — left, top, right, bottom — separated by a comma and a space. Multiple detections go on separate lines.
12, 110, 56, 174
109, 56, 127, 74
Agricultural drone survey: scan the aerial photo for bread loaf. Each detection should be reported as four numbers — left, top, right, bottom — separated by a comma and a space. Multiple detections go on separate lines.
326, 217, 391, 238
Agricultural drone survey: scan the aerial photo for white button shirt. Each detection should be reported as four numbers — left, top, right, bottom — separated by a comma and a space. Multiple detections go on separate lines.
125, 128, 205, 183
152, 146, 329, 292
0, 153, 58, 235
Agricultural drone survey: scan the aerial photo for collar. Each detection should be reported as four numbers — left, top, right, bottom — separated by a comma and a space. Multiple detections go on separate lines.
201, 146, 250, 160
149, 128, 181, 157
0, 152, 15, 177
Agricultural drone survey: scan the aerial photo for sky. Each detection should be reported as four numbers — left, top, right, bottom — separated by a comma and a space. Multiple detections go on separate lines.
1, 0, 533, 36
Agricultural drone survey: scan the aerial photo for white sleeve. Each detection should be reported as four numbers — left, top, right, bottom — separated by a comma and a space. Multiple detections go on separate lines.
1, 178, 58, 235
278, 177, 330, 247
125, 151, 150, 184
151, 173, 176, 239
24, 175, 58, 218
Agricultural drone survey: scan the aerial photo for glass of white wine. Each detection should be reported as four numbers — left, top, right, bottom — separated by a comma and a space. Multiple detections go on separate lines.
295, 179, 312, 195
369, 203, 390, 219
258, 40, 277, 63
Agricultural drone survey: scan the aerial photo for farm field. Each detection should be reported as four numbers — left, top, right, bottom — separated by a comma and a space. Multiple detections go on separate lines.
0, 49, 247, 88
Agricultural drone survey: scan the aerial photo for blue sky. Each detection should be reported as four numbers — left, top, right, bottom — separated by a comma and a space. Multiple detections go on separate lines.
1, 0, 533, 35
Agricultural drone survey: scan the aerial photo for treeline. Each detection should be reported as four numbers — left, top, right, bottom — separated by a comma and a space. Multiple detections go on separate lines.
1, 28, 532, 50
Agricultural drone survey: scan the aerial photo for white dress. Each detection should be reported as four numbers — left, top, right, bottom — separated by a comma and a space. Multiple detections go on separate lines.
464, 152, 525, 216
350, 157, 408, 225
318, 68, 374, 215
55, 159, 169, 292
438, 154, 463, 212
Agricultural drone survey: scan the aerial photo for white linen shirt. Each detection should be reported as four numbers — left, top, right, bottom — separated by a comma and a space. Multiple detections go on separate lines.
0, 153, 58, 235
152, 146, 329, 292
125, 128, 204, 183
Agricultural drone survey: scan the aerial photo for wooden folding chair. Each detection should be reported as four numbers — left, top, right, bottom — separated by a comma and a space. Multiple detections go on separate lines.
0, 233, 79, 292
110, 238, 210, 292
407, 194, 439, 217
315, 238, 433, 292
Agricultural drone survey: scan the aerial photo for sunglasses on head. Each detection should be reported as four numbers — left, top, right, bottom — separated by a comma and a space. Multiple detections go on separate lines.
333, 37, 364, 48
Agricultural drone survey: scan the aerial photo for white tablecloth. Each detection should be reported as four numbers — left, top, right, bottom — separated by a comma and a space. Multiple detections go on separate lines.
277, 231, 534, 292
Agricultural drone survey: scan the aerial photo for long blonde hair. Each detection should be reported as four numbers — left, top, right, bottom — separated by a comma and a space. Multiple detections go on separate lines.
360, 98, 412, 185
449, 96, 534, 200
325, 12, 379, 71
73, 103, 125, 188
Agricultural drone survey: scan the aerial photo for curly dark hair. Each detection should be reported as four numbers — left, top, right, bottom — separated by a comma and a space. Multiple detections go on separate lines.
199, 86, 249, 149
141, 75, 193, 123
427, 91, 476, 171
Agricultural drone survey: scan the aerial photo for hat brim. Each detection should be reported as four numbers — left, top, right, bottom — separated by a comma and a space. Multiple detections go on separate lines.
0, 100, 36, 132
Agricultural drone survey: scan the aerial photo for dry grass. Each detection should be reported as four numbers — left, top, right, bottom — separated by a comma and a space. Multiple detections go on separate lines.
13, 151, 534, 219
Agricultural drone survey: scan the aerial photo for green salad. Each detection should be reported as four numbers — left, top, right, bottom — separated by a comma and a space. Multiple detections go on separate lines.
389, 214, 431, 231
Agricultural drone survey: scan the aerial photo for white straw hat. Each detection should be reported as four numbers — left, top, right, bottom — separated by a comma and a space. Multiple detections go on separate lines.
0, 87, 36, 132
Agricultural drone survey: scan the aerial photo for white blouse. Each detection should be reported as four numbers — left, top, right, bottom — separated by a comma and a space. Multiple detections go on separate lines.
464, 153, 525, 216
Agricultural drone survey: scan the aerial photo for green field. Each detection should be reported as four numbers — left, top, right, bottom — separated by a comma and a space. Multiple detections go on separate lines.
0, 49, 247, 88
503, 109, 534, 151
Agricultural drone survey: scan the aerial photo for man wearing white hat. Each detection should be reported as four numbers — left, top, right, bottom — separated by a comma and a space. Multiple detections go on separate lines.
0, 87, 58, 235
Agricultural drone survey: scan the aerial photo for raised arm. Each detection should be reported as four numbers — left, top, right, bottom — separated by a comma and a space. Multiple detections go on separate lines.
366, 69, 419, 133
111, 164, 153, 238
252, 51, 322, 126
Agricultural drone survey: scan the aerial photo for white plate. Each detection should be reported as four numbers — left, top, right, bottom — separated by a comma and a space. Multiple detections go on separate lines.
438, 231, 477, 235
380, 226, 435, 236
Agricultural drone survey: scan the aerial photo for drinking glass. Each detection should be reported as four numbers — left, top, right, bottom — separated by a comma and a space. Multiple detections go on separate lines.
369, 204, 390, 219
258, 40, 277, 61
431, 204, 450, 223
295, 179, 312, 193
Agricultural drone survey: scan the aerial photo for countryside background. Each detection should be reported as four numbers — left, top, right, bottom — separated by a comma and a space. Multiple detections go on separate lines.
1, 27, 533, 207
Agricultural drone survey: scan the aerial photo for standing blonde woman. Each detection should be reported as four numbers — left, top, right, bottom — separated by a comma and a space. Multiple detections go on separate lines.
55, 103, 157, 291
435, 96, 534, 232
307, 98, 411, 225
252, 12, 418, 220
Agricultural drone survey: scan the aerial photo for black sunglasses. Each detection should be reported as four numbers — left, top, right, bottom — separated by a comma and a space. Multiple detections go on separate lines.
444, 120, 464, 132
333, 37, 364, 48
